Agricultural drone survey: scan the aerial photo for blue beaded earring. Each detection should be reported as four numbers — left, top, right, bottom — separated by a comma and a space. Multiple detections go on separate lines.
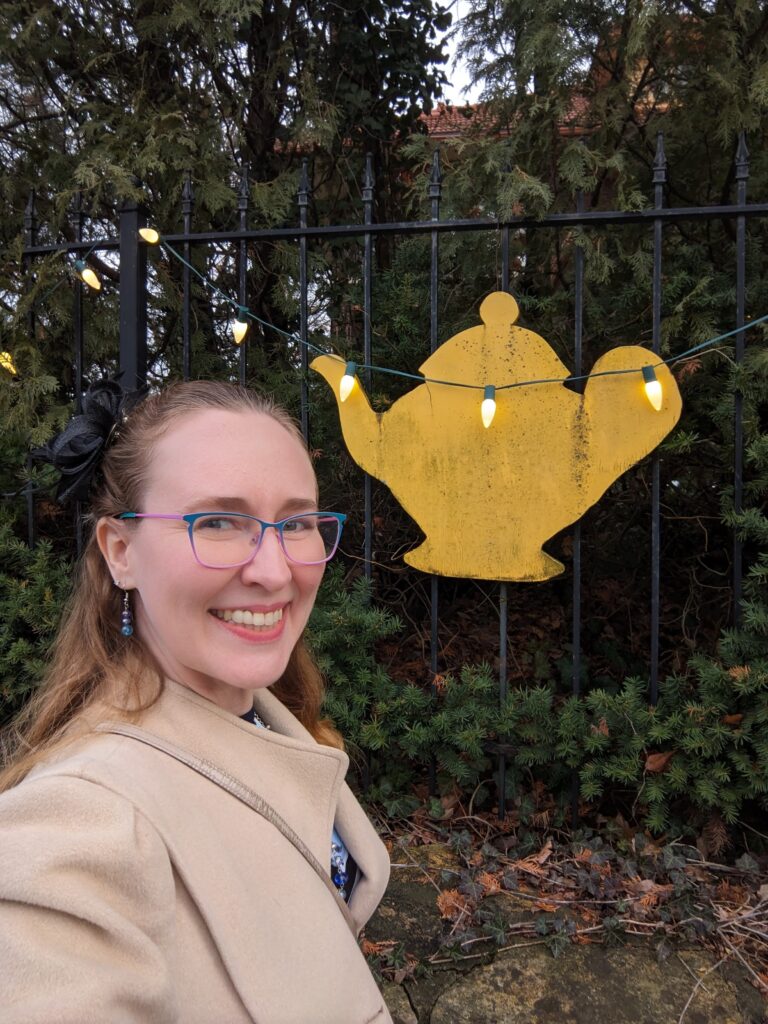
115, 580, 134, 637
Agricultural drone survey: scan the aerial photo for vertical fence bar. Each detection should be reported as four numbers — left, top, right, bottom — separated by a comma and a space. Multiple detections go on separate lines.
571, 185, 585, 823
650, 133, 666, 705
237, 165, 249, 387
119, 196, 148, 390
23, 190, 37, 549
72, 192, 84, 415
498, 214, 511, 819
298, 159, 311, 443
733, 132, 749, 628
72, 192, 85, 555
182, 173, 194, 381
428, 149, 442, 797
362, 154, 375, 580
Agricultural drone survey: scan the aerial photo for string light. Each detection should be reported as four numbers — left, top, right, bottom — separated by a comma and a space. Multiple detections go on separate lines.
74, 259, 101, 291
481, 385, 497, 428
642, 365, 663, 411
340, 361, 357, 402
0, 351, 18, 375
139, 227, 160, 245
232, 307, 250, 345
157, 238, 768, 395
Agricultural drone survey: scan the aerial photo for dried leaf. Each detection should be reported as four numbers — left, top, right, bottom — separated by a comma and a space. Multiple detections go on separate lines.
674, 357, 702, 381
436, 889, 472, 922
645, 751, 674, 773
721, 713, 743, 725
533, 900, 560, 912
590, 717, 610, 737
477, 871, 502, 895
361, 939, 397, 956
534, 838, 554, 865
511, 857, 548, 878
702, 814, 730, 857
727, 666, 750, 681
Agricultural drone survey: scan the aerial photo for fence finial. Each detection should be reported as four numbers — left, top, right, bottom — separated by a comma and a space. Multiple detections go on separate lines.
429, 148, 442, 200
237, 164, 250, 213
24, 189, 36, 243
71, 190, 83, 231
363, 152, 375, 205
653, 132, 667, 184
182, 172, 194, 215
735, 132, 750, 181
298, 158, 311, 208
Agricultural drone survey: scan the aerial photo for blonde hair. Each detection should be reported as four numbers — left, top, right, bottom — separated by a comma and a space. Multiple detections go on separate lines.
0, 381, 343, 791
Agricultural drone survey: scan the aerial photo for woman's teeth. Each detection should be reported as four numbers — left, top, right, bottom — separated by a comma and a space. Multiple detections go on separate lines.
213, 608, 283, 628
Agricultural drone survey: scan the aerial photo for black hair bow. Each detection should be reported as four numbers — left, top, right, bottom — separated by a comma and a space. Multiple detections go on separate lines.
33, 378, 146, 503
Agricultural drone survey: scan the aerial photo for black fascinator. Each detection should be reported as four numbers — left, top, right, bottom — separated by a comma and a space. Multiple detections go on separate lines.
33, 378, 147, 503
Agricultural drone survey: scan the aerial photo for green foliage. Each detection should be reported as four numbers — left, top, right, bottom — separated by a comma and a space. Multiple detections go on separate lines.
0, 508, 72, 723
309, 461, 768, 835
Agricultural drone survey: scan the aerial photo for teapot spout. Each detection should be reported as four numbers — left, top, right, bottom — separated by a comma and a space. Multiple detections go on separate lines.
311, 354, 384, 477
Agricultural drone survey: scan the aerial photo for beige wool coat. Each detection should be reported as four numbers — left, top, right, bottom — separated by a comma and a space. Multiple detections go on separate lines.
0, 680, 393, 1024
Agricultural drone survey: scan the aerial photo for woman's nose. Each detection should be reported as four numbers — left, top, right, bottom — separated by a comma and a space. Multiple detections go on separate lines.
239, 525, 293, 588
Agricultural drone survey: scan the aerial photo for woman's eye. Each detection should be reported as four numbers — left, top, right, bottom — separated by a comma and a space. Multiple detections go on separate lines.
199, 516, 240, 532
282, 516, 314, 535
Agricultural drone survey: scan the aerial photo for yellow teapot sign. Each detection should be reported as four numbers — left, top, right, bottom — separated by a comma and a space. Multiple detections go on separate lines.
312, 292, 682, 581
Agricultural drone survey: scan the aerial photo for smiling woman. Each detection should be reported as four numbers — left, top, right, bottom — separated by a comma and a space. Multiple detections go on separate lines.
0, 381, 392, 1024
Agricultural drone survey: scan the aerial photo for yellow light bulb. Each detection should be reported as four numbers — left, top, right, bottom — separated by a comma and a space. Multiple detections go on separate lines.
0, 351, 18, 375
642, 365, 663, 412
231, 317, 249, 346
340, 361, 357, 402
74, 260, 101, 291
139, 227, 160, 244
481, 385, 497, 428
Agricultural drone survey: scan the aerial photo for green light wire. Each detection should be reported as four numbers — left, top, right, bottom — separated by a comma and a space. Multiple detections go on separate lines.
160, 239, 767, 393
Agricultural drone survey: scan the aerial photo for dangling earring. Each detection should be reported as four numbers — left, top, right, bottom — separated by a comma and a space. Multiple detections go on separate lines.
121, 590, 134, 637
114, 580, 134, 637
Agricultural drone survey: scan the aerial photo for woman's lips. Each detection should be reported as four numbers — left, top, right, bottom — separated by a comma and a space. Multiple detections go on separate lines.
209, 607, 286, 642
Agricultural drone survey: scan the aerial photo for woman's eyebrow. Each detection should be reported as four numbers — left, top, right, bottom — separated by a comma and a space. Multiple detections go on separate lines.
188, 496, 252, 511
188, 496, 319, 513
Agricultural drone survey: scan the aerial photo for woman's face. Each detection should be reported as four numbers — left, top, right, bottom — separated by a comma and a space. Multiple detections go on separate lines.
99, 408, 326, 714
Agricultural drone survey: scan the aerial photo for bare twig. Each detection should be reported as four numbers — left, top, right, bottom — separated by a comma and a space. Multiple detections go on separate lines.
677, 954, 732, 1024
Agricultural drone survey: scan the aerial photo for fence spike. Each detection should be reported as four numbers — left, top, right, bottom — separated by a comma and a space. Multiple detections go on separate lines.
24, 189, 36, 241
653, 132, 667, 184
429, 147, 442, 199
363, 152, 375, 205
735, 132, 750, 180
182, 172, 195, 216
71, 190, 83, 234
237, 164, 250, 213
298, 158, 311, 208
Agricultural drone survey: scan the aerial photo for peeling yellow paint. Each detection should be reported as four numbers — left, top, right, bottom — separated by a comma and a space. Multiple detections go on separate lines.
312, 292, 682, 581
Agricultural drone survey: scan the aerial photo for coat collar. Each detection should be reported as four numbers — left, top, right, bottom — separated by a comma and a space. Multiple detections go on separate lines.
139, 680, 390, 934
135, 680, 346, 866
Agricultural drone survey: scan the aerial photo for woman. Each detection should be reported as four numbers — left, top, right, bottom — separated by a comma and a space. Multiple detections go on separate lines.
0, 380, 392, 1024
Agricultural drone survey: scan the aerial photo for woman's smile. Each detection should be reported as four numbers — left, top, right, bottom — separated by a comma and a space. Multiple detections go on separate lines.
210, 604, 287, 641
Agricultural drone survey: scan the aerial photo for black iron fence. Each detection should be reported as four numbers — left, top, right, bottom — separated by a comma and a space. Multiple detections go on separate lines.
15, 132, 768, 815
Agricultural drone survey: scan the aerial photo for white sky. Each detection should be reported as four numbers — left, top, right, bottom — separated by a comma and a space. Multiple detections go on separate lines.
440, 0, 483, 105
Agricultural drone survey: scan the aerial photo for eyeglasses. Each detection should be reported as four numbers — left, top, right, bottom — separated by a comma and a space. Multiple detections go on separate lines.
117, 511, 346, 568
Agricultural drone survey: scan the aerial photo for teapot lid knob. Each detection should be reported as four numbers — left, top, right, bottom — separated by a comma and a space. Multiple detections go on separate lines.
480, 291, 520, 328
